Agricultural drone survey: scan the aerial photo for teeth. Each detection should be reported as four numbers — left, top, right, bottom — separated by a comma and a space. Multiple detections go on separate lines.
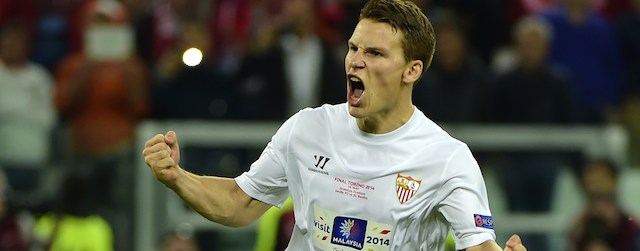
350, 77, 361, 82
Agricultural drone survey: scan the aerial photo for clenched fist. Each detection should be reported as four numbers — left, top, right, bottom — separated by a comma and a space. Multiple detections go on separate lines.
142, 131, 182, 188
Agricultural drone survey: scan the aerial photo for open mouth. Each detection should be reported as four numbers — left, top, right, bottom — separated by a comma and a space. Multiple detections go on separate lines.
348, 75, 365, 105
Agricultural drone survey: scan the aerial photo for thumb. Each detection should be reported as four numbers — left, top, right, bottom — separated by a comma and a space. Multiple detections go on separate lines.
165, 130, 178, 146
164, 131, 181, 162
505, 234, 523, 250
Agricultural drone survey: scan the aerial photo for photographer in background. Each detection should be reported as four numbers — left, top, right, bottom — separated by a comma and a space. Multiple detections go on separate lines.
568, 160, 640, 251
53, 0, 148, 249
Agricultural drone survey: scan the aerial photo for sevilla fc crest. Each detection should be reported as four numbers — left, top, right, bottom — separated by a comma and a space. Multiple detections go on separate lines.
396, 174, 422, 204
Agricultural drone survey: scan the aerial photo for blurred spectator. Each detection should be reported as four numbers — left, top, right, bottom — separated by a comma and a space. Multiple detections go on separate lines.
0, 169, 28, 251
543, 0, 622, 123
235, 0, 344, 120
29, 0, 71, 72
488, 16, 576, 251
54, 0, 148, 192
33, 174, 114, 251
53, 1, 148, 249
0, 22, 56, 207
488, 16, 576, 124
151, 22, 234, 119
568, 159, 640, 251
413, 10, 489, 123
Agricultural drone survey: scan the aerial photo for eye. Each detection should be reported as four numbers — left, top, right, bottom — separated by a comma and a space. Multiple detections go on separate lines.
367, 50, 383, 57
349, 45, 358, 52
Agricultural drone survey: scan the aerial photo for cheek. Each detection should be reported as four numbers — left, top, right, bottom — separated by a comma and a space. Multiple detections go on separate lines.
370, 70, 398, 97
377, 64, 404, 84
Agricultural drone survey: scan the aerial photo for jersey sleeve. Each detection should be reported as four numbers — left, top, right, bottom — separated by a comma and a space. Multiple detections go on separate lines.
234, 113, 299, 208
437, 144, 496, 249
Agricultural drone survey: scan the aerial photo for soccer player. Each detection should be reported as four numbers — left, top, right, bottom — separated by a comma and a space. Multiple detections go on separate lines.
143, 0, 527, 250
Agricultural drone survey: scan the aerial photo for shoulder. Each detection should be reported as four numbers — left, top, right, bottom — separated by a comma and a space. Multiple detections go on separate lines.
436, 141, 484, 185
295, 103, 347, 121
411, 109, 468, 153
411, 115, 478, 173
277, 103, 347, 137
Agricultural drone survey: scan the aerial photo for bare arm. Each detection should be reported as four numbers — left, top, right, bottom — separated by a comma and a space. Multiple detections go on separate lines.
465, 235, 527, 251
143, 131, 272, 227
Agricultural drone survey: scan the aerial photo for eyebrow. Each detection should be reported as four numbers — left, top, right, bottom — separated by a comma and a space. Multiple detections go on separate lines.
348, 41, 387, 53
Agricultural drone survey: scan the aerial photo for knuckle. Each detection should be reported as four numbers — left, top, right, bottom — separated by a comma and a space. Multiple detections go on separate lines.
157, 159, 173, 168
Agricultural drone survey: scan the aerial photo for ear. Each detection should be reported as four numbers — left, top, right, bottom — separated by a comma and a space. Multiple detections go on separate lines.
402, 60, 423, 85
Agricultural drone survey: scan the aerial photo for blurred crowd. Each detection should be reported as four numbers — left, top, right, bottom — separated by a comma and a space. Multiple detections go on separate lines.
1, 0, 640, 250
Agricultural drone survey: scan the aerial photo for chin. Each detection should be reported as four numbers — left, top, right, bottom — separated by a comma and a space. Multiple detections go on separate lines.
348, 105, 367, 118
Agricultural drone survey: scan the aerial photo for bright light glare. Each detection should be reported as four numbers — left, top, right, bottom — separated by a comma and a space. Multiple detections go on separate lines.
182, 48, 203, 67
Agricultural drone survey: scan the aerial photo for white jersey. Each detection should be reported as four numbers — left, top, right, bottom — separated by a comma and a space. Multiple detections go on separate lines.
235, 104, 496, 251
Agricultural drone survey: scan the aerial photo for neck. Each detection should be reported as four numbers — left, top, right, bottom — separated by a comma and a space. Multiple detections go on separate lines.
356, 99, 414, 134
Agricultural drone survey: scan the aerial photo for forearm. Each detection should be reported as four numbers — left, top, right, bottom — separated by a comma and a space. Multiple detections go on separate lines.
465, 240, 502, 251
170, 167, 267, 227
466, 235, 526, 251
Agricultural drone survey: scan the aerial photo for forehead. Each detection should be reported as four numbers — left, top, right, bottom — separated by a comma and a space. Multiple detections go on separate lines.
349, 19, 403, 49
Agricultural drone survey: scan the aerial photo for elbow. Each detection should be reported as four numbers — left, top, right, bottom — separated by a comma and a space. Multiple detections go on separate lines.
209, 213, 255, 228
201, 206, 256, 228
223, 219, 254, 228
228, 215, 256, 227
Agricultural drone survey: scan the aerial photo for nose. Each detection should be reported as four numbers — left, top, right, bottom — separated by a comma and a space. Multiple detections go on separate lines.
347, 50, 365, 70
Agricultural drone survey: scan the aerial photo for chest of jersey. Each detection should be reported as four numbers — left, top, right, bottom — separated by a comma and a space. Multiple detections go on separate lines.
289, 134, 446, 251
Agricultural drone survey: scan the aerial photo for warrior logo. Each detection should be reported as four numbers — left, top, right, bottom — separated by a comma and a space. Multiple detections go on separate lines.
314, 155, 330, 169
395, 174, 422, 204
